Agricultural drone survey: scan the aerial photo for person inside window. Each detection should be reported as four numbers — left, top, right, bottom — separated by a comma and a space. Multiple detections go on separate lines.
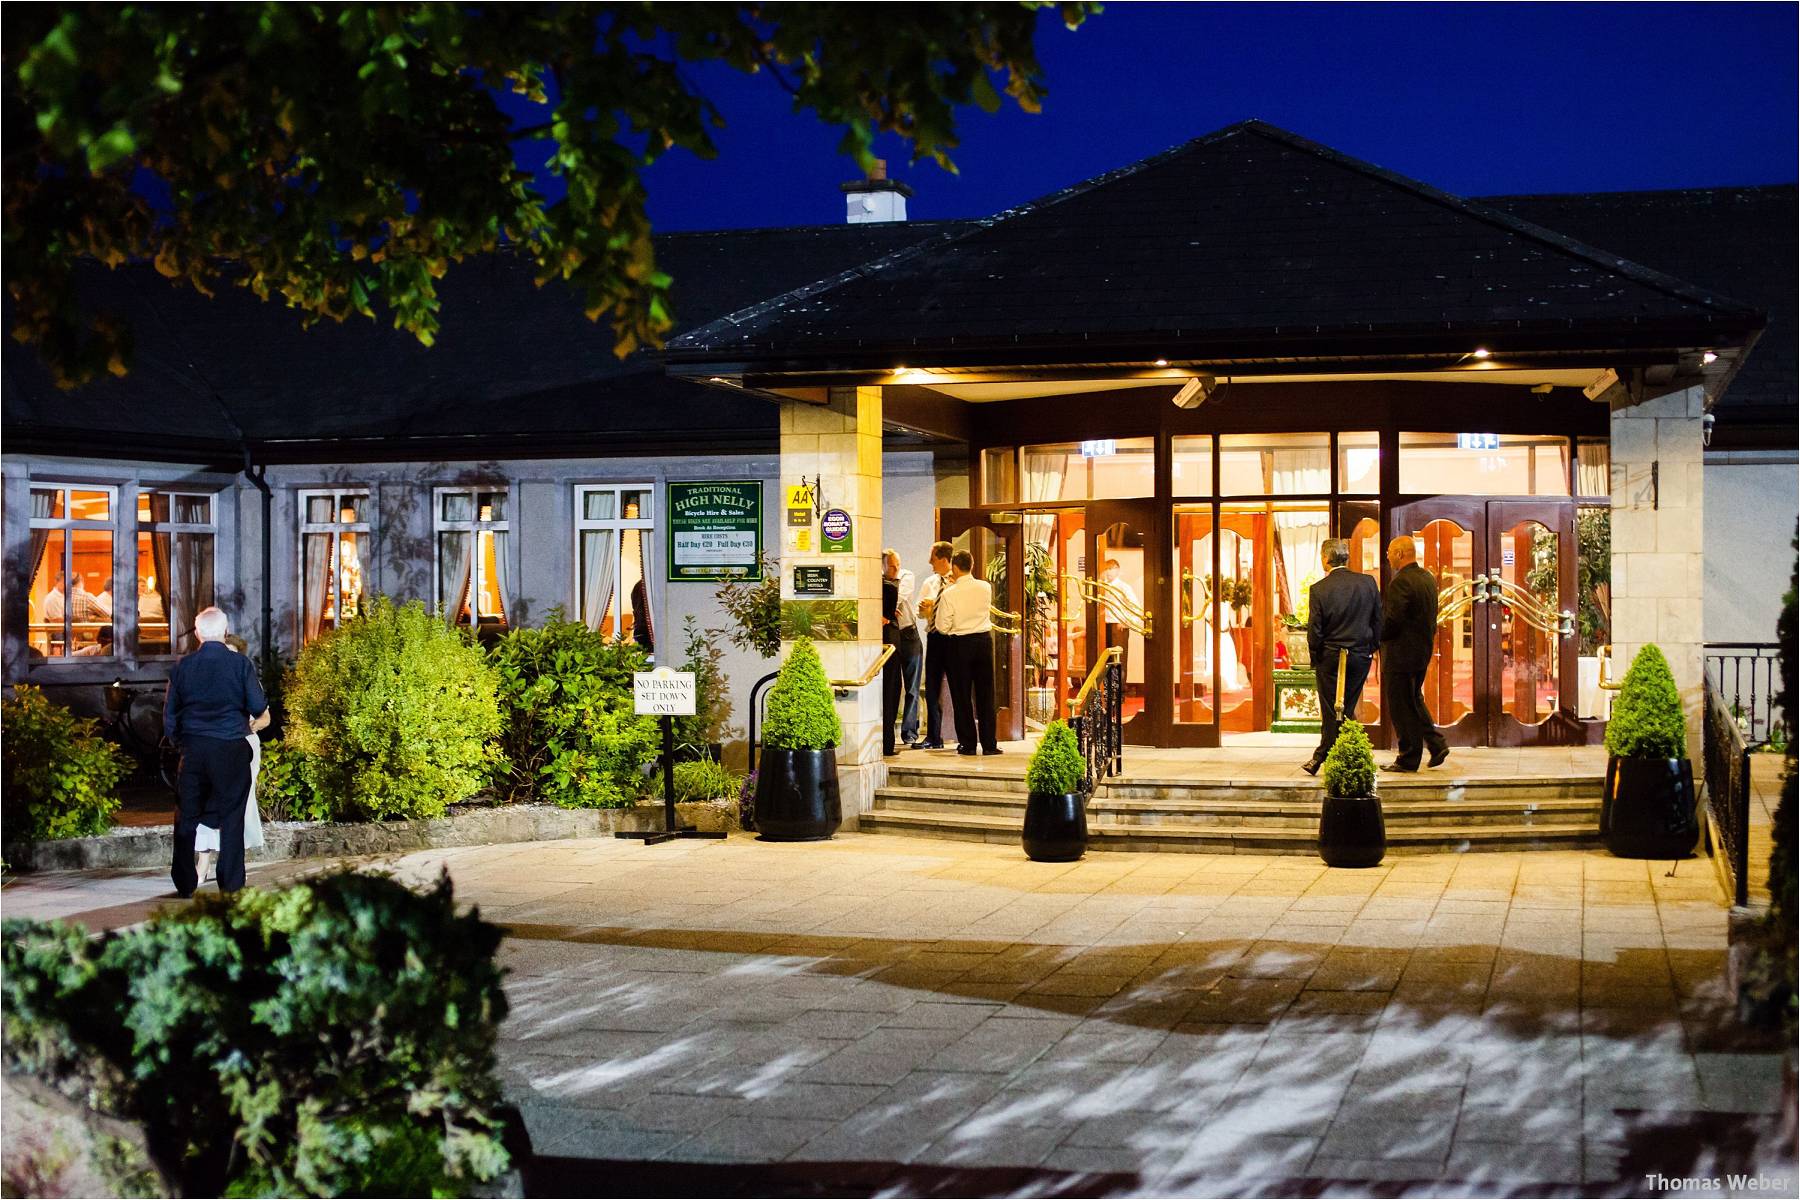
630, 577, 654, 655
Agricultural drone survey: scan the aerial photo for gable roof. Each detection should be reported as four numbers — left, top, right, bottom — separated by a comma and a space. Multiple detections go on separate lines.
1485, 185, 1794, 442
3, 221, 964, 464
669, 120, 1765, 372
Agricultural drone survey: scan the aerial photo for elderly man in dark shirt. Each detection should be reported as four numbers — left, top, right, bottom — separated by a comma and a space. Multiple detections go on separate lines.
164, 606, 269, 897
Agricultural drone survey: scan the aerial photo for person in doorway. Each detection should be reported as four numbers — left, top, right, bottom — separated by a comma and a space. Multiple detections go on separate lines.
1381, 535, 1451, 772
884, 549, 923, 745
913, 541, 955, 749
164, 606, 270, 897
195, 635, 270, 882
1302, 539, 1381, 776
939, 550, 1000, 756
1100, 559, 1139, 655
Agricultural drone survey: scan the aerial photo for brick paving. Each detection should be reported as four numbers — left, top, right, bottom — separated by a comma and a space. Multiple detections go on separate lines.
3, 832, 1792, 1196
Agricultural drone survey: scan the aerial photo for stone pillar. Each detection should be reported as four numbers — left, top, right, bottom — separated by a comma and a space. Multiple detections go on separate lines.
779, 386, 886, 823
1610, 384, 1706, 764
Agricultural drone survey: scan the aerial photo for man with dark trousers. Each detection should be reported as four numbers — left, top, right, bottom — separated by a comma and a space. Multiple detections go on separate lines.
939, 550, 1001, 755
880, 565, 903, 756
1303, 539, 1382, 776
913, 540, 954, 748
164, 606, 270, 896
1381, 535, 1451, 772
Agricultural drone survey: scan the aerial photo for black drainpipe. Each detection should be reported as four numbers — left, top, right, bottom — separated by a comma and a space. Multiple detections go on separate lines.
241, 446, 273, 661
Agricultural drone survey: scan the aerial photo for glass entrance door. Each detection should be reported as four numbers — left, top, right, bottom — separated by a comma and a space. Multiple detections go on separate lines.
1391, 499, 1578, 747
938, 508, 1024, 741
1086, 501, 1157, 744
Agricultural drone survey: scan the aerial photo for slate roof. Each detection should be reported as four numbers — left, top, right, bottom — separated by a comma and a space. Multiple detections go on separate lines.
2, 222, 962, 463
1486, 186, 1795, 444
669, 121, 1765, 371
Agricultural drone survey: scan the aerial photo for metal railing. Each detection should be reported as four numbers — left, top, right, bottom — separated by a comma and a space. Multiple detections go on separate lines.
1705, 642, 1781, 747
1703, 676, 1754, 908
1068, 646, 1124, 796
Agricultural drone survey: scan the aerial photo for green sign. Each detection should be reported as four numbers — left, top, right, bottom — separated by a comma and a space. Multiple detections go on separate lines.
667, 481, 762, 582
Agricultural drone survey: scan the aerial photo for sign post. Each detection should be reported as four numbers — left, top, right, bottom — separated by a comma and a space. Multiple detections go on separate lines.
617, 667, 727, 845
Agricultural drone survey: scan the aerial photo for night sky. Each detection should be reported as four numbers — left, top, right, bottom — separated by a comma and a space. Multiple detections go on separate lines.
617, 2, 1796, 231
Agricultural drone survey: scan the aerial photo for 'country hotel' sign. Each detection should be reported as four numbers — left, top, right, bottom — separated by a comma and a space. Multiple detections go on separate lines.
666, 481, 762, 582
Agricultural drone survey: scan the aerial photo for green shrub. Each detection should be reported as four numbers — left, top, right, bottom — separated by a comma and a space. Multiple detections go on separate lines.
1, 686, 128, 841
761, 637, 841, 750
672, 758, 741, 802
285, 597, 504, 821
1026, 720, 1085, 796
715, 553, 781, 659
1604, 643, 1687, 760
672, 616, 732, 755
1322, 721, 1376, 799
489, 609, 659, 808
1, 870, 511, 1198
255, 738, 325, 823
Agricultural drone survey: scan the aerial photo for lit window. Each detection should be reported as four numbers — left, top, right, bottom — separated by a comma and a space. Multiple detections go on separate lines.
298, 489, 370, 643
435, 488, 512, 629
1021, 438, 1154, 500
135, 491, 216, 655
1399, 433, 1571, 496
1219, 433, 1331, 495
574, 485, 656, 652
26, 485, 116, 659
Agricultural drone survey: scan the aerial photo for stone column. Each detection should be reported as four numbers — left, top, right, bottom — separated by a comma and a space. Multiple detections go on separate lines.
1610, 384, 1706, 764
779, 386, 886, 823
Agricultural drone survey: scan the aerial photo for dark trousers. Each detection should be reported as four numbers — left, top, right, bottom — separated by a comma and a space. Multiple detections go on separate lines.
881, 632, 905, 755
1105, 622, 1131, 665
897, 630, 923, 742
923, 630, 951, 745
949, 631, 999, 753
1385, 664, 1449, 768
1312, 649, 1373, 765
173, 735, 252, 895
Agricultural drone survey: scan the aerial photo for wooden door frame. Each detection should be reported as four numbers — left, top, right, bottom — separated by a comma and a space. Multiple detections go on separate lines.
1486, 500, 1582, 747
1084, 499, 1163, 746
1167, 503, 1221, 747
1389, 497, 1491, 746
936, 507, 1025, 741
1336, 500, 1389, 747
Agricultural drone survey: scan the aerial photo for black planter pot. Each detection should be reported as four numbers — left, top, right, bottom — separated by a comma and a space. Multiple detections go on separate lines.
1319, 793, 1385, 868
1023, 792, 1087, 862
1603, 755, 1698, 859
753, 746, 841, 841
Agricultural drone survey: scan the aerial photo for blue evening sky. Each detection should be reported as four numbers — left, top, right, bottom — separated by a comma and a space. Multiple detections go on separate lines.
572, 2, 1797, 231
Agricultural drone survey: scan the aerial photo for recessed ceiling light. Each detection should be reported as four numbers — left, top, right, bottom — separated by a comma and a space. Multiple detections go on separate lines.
1153, 359, 1170, 368
1702, 351, 1718, 365
1472, 348, 1491, 360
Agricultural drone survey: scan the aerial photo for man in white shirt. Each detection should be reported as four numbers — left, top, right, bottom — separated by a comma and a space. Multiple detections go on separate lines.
1101, 559, 1139, 654
883, 549, 923, 745
938, 549, 999, 755
913, 541, 954, 748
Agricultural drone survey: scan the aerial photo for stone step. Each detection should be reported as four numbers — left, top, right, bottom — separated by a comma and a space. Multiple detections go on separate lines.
872, 786, 1028, 818
884, 765, 1030, 793
1096, 796, 1600, 830
857, 808, 1601, 855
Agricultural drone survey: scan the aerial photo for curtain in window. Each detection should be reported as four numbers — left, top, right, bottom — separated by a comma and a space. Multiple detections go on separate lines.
1269, 452, 1330, 617
439, 531, 473, 625
28, 490, 52, 593
490, 528, 512, 625
580, 530, 618, 633
169, 532, 215, 654
149, 529, 175, 650
302, 533, 332, 643
1022, 447, 1070, 506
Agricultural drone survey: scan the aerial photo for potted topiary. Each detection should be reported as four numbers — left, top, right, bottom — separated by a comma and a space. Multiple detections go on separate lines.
1318, 720, 1384, 867
1602, 643, 1699, 859
1023, 720, 1087, 862
753, 637, 843, 840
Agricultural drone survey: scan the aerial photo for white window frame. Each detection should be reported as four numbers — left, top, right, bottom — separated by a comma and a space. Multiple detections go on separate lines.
572, 483, 655, 638
135, 489, 218, 658
27, 483, 119, 661
433, 485, 512, 627
296, 488, 372, 643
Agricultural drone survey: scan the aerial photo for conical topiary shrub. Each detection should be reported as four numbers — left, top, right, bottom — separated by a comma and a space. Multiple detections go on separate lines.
763, 637, 841, 750
1318, 720, 1384, 867
1602, 643, 1697, 859
1604, 643, 1687, 760
754, 637, 843, 841
1023, 720, 1087, 862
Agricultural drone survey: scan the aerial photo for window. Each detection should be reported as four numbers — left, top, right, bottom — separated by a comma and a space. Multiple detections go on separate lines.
27, 486, 115, 659
1577, 439, 1610, 498
1219, 433, 1331, 495
1171, 435, 1213, 496
1337, 432, 1380, 494
1021, 438, 1154, 501
981, 448, 1018, 504
136, 491, 216, 655
298, 489, 370, 643
436, 489, 511, 629
1398, 433, 1571, 496
574, 485, 656, 651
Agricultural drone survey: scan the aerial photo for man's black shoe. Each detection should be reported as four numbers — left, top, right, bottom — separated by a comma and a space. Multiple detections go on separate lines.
921, 740, 946, 750
956, 745, 978, 756
1382, 760, 1420, 773
1428, 747, 1451, 768
982, 745, 1002, 755
1301, 758, 1323, 776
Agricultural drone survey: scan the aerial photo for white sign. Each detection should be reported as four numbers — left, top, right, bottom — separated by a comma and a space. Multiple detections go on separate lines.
1080, 438, 1117, 458
633, 667, 696, 716
673, 529, 759, 564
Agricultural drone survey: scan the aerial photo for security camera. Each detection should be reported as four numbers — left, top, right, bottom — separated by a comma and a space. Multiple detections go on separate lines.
1171, 376, 1217, 409
1702, 411, 1716, 448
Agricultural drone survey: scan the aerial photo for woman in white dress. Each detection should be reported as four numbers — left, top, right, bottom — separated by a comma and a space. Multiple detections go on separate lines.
196, 636, 269, 885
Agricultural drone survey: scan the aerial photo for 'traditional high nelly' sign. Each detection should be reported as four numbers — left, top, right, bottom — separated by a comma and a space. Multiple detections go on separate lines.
667, 481, 762, 581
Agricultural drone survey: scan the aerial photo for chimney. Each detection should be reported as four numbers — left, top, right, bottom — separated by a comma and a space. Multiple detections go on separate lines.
841, 158, 912, 224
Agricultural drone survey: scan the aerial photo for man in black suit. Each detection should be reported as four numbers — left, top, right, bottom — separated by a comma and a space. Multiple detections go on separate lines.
1381, 535, 1451, 772
1303, 539, 1382, 775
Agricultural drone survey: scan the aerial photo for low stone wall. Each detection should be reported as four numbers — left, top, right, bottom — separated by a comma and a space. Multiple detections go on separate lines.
5, 801, 737, 873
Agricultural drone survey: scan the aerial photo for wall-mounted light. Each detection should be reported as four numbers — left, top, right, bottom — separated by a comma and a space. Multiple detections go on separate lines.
1472, 347, 1491, 360
1702, 351, 1719, 365
1153, 358, 1170, 368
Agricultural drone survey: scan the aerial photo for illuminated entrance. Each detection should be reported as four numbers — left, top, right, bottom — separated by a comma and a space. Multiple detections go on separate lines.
949, 427, 1613, 750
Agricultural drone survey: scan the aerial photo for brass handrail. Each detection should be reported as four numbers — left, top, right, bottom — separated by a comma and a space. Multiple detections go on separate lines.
828, 643, 895, 691
990, 606, 1023, 635
1063, 573, 1152, 638
1072, 646, 1124, 709
1597, 644, 1624, 691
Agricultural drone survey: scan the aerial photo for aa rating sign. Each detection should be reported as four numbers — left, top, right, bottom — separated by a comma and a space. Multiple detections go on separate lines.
633, 667, 696, 716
